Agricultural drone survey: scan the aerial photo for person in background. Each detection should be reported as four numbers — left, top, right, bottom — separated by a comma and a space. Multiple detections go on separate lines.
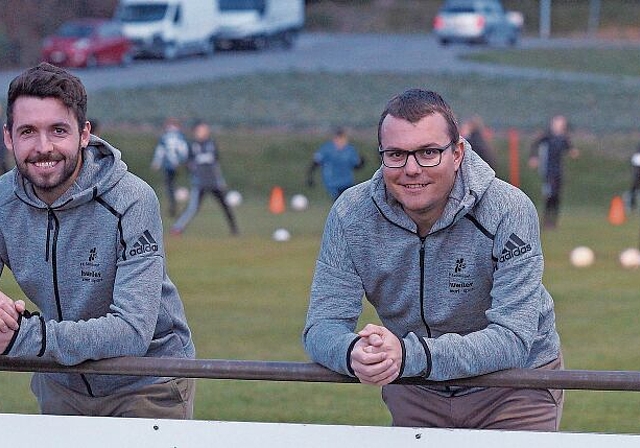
0, 62, 196, 418
0, 105, 10, 174
303, 88, 563, 431
307, 126, 364, 201
151, 117, 189, 217
460, 115, 496, 170
170, 120, 238, 236
628, 143, 640, 210
528, 114, 579, 229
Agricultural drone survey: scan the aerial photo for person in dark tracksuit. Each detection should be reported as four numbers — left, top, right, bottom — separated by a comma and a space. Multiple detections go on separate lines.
528, 115, 579, 229
171, 120, 238, 236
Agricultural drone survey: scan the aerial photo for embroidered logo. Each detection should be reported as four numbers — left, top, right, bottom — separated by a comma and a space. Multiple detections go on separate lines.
81, 248, 102, 283
449, 257, 473, 293
499, 233, 532, 262
129, 230, 159, 257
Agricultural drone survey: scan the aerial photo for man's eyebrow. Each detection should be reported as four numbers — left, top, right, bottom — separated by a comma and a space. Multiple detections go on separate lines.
381, 142, 445, 151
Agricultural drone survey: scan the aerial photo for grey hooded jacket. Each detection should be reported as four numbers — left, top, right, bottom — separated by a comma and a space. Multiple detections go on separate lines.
0, 136, 195, 397
303, 144, 560, 386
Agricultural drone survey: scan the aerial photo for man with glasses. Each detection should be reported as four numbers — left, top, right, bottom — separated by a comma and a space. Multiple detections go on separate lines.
303, 89, 563, 430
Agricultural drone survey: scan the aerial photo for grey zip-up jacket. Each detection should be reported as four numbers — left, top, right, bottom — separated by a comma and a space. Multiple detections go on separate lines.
303, 143, 560, 385
0, 136, 195, 397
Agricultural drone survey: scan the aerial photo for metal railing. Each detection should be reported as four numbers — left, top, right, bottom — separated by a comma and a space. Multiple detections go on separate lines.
1, 357, 640, 391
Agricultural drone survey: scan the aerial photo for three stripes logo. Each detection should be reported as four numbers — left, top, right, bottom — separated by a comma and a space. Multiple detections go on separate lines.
129, 230, 159, 257
499, 233, 532, 262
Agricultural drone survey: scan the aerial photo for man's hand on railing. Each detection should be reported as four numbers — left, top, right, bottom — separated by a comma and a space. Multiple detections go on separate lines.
350, 324, 402, 386
0, 291, 25, 333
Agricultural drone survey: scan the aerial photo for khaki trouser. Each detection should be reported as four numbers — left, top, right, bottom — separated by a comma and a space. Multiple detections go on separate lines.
31, 375, 195, 419
382, 356, 564, 431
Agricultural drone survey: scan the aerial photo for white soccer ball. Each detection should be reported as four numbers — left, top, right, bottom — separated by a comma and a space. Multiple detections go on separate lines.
174, 187, 189, 203
225, 190, 243, 207
619, 248, 640, 269
570, 246, 595, 268
290, 194, 309, 211
272, 228, 291, 242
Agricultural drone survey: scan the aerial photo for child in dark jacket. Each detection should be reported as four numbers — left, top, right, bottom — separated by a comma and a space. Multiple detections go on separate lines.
171, 121, 238, 235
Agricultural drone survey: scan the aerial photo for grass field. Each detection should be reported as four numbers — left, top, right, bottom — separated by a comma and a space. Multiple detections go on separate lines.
0, 44, 639, 433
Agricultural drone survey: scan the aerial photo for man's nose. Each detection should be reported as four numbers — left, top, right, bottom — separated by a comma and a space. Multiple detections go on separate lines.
404, 152, 422, 174
35, 134, 54, 152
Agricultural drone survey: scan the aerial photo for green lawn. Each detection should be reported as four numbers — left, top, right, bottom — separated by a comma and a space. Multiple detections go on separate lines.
0, 128, 639, 433
463, 47, 640, 77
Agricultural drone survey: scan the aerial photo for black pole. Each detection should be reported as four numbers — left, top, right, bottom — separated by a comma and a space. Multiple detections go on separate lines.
1, 357, 640, 392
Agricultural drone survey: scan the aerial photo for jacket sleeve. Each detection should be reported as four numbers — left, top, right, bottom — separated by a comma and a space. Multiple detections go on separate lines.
302, 207, 362, 376
409, 190, 552, 381
4, 183, 168, 366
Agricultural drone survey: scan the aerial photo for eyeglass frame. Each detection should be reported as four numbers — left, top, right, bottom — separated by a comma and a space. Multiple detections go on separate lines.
378, 140, 455, 168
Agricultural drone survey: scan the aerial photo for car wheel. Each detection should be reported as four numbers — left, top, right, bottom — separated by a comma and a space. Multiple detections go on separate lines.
201, 38, 216, 57
252, 35, 269, 51
280, 30, 296, 49
163, 43, 178, 60
121, 51, 133, 67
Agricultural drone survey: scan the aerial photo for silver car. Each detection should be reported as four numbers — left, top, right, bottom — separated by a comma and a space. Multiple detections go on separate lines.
433, 0, 523, 46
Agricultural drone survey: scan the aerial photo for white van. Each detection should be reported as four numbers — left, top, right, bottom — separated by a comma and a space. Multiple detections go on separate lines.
215, 0, 304, 50
115, 0, 220, 59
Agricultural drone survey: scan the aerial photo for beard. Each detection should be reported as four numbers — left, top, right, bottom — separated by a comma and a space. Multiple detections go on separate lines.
16, 144, 83, 197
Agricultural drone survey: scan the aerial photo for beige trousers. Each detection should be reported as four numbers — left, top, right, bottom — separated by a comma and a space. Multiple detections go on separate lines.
382, 356, 564, 431
31, 375, 195, 419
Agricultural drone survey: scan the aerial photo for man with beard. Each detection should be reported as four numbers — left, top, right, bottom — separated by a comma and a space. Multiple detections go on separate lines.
0, 63, 196, 418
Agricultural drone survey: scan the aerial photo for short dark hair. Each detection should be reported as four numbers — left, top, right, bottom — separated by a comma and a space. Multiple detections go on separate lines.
6, 62, 87, 133
378, 89, 459, 146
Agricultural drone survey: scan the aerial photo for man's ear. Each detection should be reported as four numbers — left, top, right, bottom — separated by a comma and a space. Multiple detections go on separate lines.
3, 124, 13, 152
453, 139, 465, 170
80, 121, 91, 147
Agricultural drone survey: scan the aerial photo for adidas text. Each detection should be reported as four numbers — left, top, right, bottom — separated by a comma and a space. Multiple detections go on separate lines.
499, 243, 532, 262
130, 243, 158, 256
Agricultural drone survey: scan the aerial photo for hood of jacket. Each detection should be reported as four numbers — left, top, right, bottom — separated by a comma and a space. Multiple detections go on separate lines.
369, 139, 496, 234
13, 135, 128, 210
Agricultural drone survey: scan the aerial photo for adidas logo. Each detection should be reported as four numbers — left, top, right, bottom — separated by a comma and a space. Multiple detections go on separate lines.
129, 230, 159, 257
499, 233, 532, 262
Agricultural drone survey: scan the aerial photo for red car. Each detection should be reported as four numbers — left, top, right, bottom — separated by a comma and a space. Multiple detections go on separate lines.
42, 19, 133, 68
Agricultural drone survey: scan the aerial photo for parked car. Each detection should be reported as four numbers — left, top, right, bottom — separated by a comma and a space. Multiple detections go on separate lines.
42, 19, 133, 68
433, 0, 523, 46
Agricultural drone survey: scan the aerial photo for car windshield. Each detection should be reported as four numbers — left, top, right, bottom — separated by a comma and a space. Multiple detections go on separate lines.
443, 7, 476, 12
117, 4, 169, 22
219, 0, 265, 11
57, 23, 96, 38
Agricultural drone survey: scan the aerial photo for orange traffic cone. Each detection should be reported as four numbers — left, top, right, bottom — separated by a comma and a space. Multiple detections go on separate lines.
608, 195, 626, 225
269, 186, 286, 214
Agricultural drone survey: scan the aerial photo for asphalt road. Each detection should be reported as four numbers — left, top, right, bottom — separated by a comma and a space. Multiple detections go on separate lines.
0, 33, 638, 93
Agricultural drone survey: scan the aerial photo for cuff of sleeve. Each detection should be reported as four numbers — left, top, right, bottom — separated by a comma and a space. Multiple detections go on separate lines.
345, 336, 361, 377
401, 332, 432, 378
1, 313, 22, 355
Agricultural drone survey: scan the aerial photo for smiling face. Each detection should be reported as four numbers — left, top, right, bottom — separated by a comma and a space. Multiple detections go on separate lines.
380, 112, 464, 235
3, 96, 90, 205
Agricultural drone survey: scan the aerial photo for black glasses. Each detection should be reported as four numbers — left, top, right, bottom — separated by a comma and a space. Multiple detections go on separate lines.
378, 141, 454, 168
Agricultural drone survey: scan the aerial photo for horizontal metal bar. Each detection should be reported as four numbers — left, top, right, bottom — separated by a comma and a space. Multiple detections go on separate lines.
1, 357, 639, 391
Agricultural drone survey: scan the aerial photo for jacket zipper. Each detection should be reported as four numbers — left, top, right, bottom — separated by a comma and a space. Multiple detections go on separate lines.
419, 237, 432, 338
46, 208, 95, 397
